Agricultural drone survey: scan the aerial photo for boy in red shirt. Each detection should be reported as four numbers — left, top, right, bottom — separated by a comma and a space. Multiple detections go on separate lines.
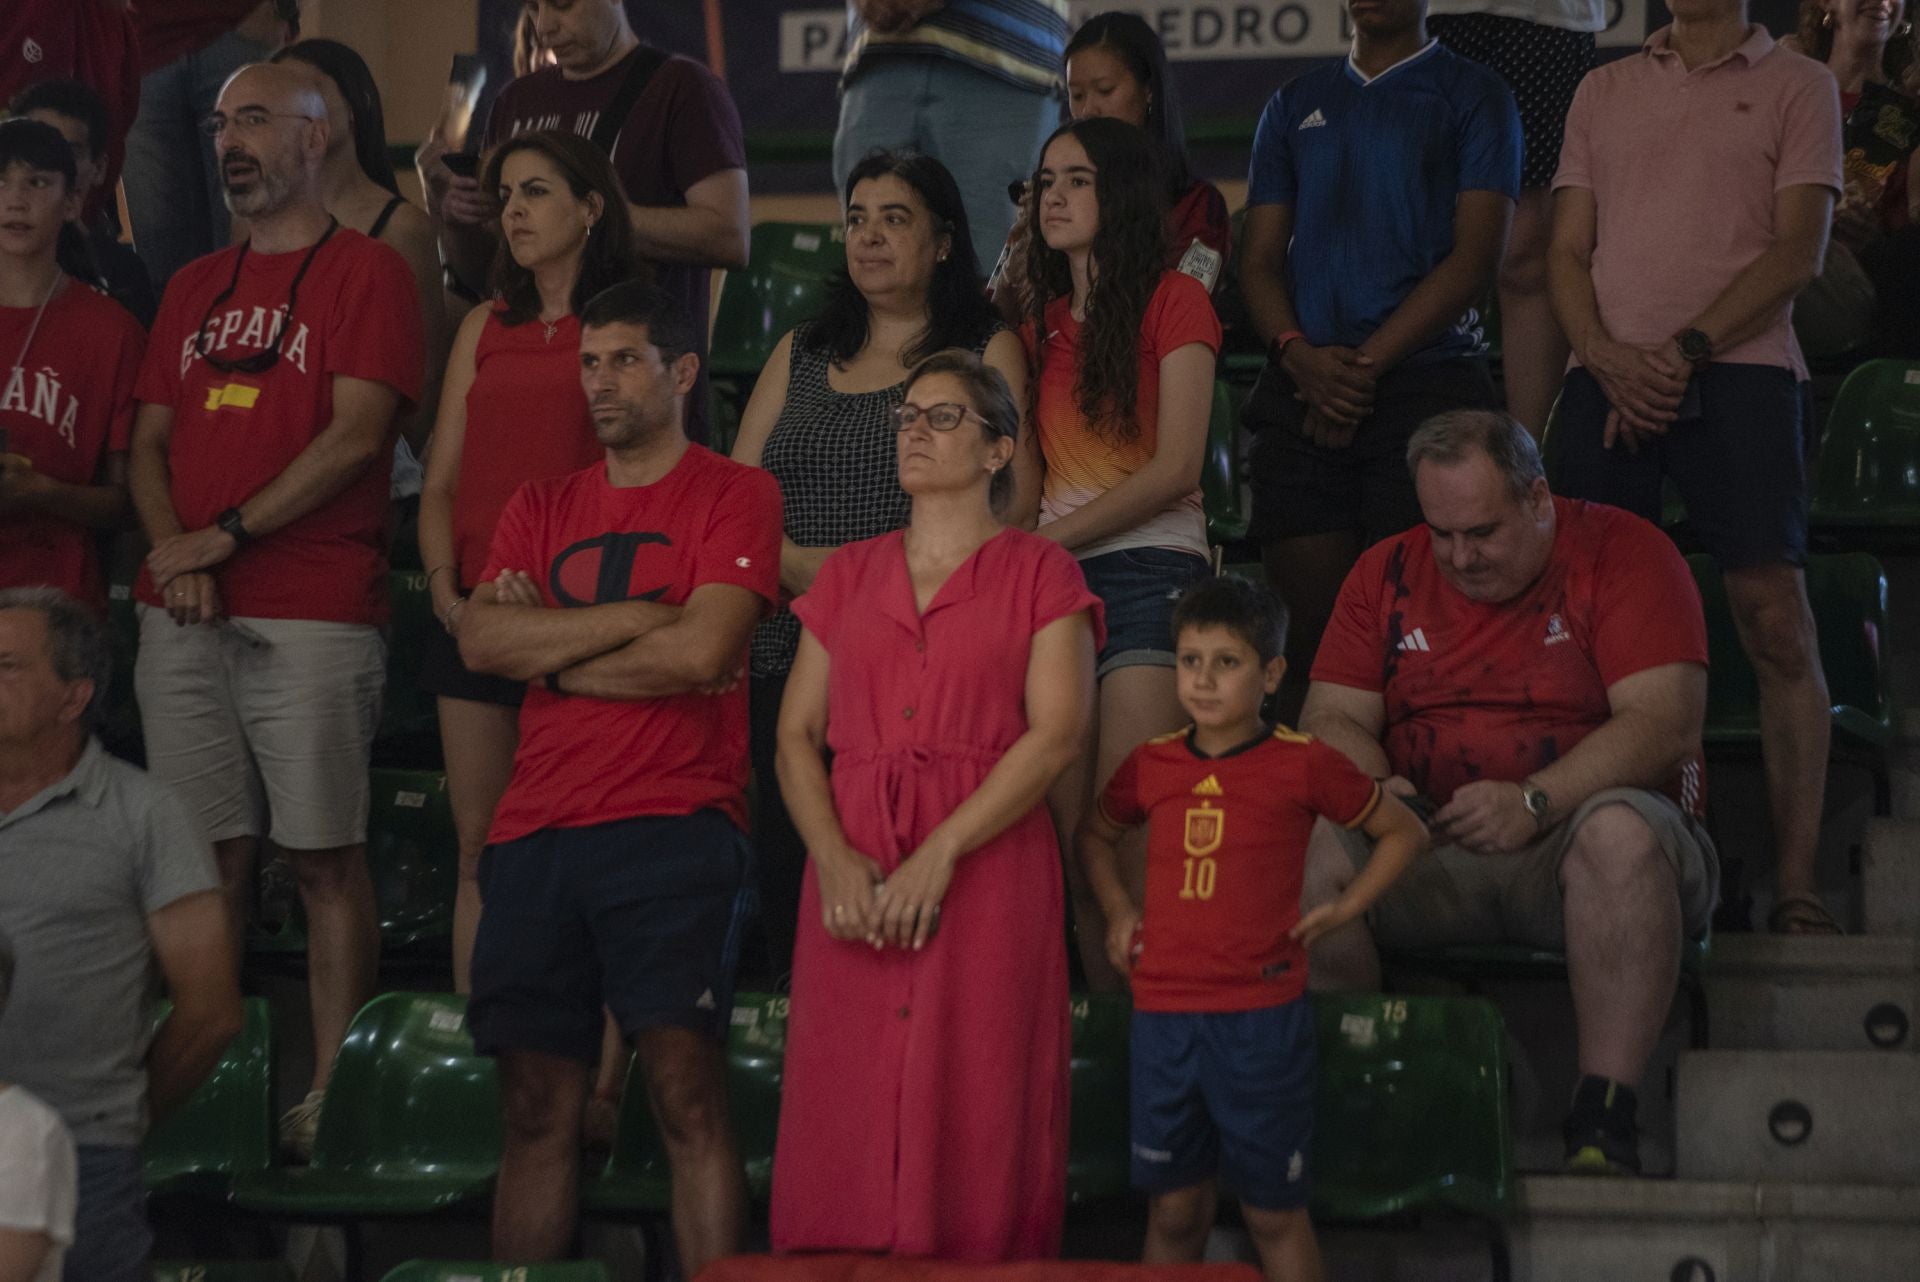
1079, 577, 1426, 1281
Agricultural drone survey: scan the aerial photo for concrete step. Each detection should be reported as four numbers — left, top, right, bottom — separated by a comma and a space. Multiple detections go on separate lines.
1701, 934, 1918, 1051
1861, 817, 1920, 935
1676, 1051, 1920, 1184
1514, 1175, 1920, 1282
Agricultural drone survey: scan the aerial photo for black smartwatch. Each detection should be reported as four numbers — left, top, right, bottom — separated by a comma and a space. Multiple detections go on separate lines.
1675, 328, 1713, 370
216, 506, 253, 547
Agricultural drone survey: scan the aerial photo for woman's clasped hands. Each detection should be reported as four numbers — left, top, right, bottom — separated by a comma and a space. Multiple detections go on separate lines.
818, 840, 954, 951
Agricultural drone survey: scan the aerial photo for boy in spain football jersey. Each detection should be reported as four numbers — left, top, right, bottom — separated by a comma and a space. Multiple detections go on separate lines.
1079, 577, 1426, 1280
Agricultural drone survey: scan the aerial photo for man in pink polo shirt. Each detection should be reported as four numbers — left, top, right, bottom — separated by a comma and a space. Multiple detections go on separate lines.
1546, 0, 1841, 939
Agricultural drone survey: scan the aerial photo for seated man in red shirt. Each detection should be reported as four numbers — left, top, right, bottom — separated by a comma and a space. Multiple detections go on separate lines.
1302, 409, 1717, 1178
456, 281, 781, 1271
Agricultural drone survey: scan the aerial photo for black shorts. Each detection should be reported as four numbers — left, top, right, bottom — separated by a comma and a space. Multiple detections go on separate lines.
1429, 13, 1598, 188
1549, 363, 1811, 569
1247, 356, 1499, 546
417, 608, 525, 707
469, 810, 754, 1061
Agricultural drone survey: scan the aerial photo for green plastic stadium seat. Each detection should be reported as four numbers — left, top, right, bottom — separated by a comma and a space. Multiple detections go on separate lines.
1067, 992, 1132, 1206
1202, 381, 1249, 547
377, 568, 441, 763
230, 993, 500, 1218
583, 993, 788, 1215
708, 223, 845, 385
144, 998, 273, 1199
1688, 552, 1892, 752
1310, 992, 1512, 1269
151, 1264, 295, 1282
1809, 359, 1920, 544
377, 1264, 609, 1282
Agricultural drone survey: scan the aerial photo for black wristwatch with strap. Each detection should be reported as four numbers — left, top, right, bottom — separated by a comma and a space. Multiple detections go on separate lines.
1675, 328, 1713, 370
217, 506, 253, 547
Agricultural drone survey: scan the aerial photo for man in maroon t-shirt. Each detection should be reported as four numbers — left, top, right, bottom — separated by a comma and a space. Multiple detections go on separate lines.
457, 281, 780, 1271
1300, 409, 1717, 1179
421, 0, 749, 445
126, 62, 423, 1161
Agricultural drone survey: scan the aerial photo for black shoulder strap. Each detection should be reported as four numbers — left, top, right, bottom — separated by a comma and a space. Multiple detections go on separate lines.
589, 45, 670, 157
367, 196, 405, 241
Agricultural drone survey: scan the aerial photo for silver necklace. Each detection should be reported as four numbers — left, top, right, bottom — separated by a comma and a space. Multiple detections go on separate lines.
6, 269, 62, 385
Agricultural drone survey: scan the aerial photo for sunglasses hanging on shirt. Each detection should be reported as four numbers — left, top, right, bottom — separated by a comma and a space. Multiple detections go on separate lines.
192, 218, 339, 375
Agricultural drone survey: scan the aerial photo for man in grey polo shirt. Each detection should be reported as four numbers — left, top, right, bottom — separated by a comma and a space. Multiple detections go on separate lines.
0, 587, 242, 1282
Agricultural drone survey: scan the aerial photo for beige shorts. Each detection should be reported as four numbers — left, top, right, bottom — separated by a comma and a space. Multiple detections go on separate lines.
135, 609, 384, 850
1327, 787, 1719, 950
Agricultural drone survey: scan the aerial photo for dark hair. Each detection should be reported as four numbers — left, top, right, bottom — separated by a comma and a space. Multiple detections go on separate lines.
581, 279, 698, 365
1064, 11, 1194, 195
804, 150, 999, 368
272, 38, 399, 194
1171, 576, 1288, 667
1795, 1, 1918, 79
1020, 117, 1169, 442
9, 78, 111, 162
1406, 409, 1545, 501
0, 118, 94, 284
0, 586, 113, 727
483, 130, 645, 327
902, 349, 1019, 512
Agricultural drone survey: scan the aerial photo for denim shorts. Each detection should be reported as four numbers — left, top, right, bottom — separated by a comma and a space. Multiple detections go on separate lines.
1078, 547, 1211, 677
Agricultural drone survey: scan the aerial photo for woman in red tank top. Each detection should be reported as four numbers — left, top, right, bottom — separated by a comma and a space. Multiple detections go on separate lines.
416, 130, 642, 992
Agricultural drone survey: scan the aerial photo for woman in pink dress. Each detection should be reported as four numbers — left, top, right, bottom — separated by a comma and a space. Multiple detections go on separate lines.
770, 351, 1103, 1260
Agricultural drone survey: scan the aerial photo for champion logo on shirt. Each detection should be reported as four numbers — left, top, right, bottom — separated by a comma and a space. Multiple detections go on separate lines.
1395, 627, 1432, 653
1298, 109, 1329, 130
1544, 613, 1571, 647
1191, 774, 1224, 797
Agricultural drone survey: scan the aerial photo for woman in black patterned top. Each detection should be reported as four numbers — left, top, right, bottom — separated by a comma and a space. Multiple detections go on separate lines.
734, 150, 1033, 981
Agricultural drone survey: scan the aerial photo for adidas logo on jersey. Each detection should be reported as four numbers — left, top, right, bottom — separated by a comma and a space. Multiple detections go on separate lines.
1192, 774, 1224, 797
695, 989, 716, 1011
1396, 628, 1432, 653
1299, 109, 1328, 130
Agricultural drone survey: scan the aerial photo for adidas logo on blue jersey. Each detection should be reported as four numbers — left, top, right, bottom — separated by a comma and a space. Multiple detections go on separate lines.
1299, 109, 1329, 130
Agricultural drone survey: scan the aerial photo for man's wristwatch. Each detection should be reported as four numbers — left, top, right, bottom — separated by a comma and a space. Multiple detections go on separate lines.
1519, 780, 1552, 831
1675, 328, 1713, 370
216, 507, 253, 547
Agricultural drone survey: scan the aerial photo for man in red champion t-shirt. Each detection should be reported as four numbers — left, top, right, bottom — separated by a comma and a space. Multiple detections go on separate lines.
125, 62, 423, 1160
456, 281, 780, 1272
1301, 409, 1718, 1179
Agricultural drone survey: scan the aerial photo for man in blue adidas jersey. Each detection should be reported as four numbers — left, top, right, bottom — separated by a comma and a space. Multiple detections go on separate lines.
1240, 0, 1521, 721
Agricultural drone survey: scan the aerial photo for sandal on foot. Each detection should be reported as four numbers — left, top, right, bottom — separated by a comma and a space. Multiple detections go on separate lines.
1768, 893, 1843, 935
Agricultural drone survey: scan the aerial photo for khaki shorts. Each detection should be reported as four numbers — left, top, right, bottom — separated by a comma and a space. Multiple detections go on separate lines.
135, 609, 384, 850
1326, 787, 1719, 950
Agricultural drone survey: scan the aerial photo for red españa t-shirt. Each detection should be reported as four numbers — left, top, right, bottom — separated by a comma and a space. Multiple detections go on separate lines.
1102, 727, 1381, 1012
482, 446, 783, 845
1312, 497, 1709, 818
133, 229, 424, 623
0, 284, 144, 607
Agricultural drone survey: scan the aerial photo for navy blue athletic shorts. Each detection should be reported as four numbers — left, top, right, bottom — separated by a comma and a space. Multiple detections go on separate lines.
469, 809, 754, 1061
1129, 998, 1317, 1209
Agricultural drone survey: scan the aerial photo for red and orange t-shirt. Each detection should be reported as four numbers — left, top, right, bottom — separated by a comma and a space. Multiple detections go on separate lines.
0, 284, 144, 607
482, 446, 782, 845
133, 229, 424, 623
1025, 270, 1221, 562
1312, 497, 1709, 818
1101, 726, 1381, 1012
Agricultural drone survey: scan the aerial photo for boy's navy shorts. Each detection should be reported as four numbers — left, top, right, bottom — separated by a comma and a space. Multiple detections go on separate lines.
469, 809, 754, 1062
1129, 997, 1317, 1209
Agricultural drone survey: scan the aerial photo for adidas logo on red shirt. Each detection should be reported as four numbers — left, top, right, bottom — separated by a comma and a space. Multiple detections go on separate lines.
1395, 628, 1432, 653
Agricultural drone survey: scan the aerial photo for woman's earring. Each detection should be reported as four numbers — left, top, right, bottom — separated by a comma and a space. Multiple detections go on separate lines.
1822, 8, 1835, 28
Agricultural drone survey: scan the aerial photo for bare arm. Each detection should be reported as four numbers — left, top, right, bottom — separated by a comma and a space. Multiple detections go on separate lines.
551, 582, 765, 699
0, 451, 129, 529
1238, 203, 1302, 348
984, 329, 1043, 530
1358, 190, 1512, 372
384, 206, 456, 455
456, 579, 679, 682
1076, 801, 1141, 977
0, 1231, 55, 1282
729, 333, 831, 596
146, 890, 243, 1124
873, 609, 1098, 947
1299, 681, 1394, 781
1523, 662, 1707, 827
1241, 202, 1378, 427
1292, 791, 1429, 946
417, 305, 489, 622
628, 168, 750, 270
1682, 184, 1834, 355
1036, 342, 1214, 552
128, 402, 183, 544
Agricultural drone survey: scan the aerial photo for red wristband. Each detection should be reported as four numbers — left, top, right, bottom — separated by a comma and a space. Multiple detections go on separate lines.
1270, 330, 1307, 362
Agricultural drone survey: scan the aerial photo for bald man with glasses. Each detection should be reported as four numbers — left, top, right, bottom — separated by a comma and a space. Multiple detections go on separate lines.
125, 61, 423, 1160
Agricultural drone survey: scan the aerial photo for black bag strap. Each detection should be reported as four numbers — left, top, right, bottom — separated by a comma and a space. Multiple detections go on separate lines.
589, 45, 669, 157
